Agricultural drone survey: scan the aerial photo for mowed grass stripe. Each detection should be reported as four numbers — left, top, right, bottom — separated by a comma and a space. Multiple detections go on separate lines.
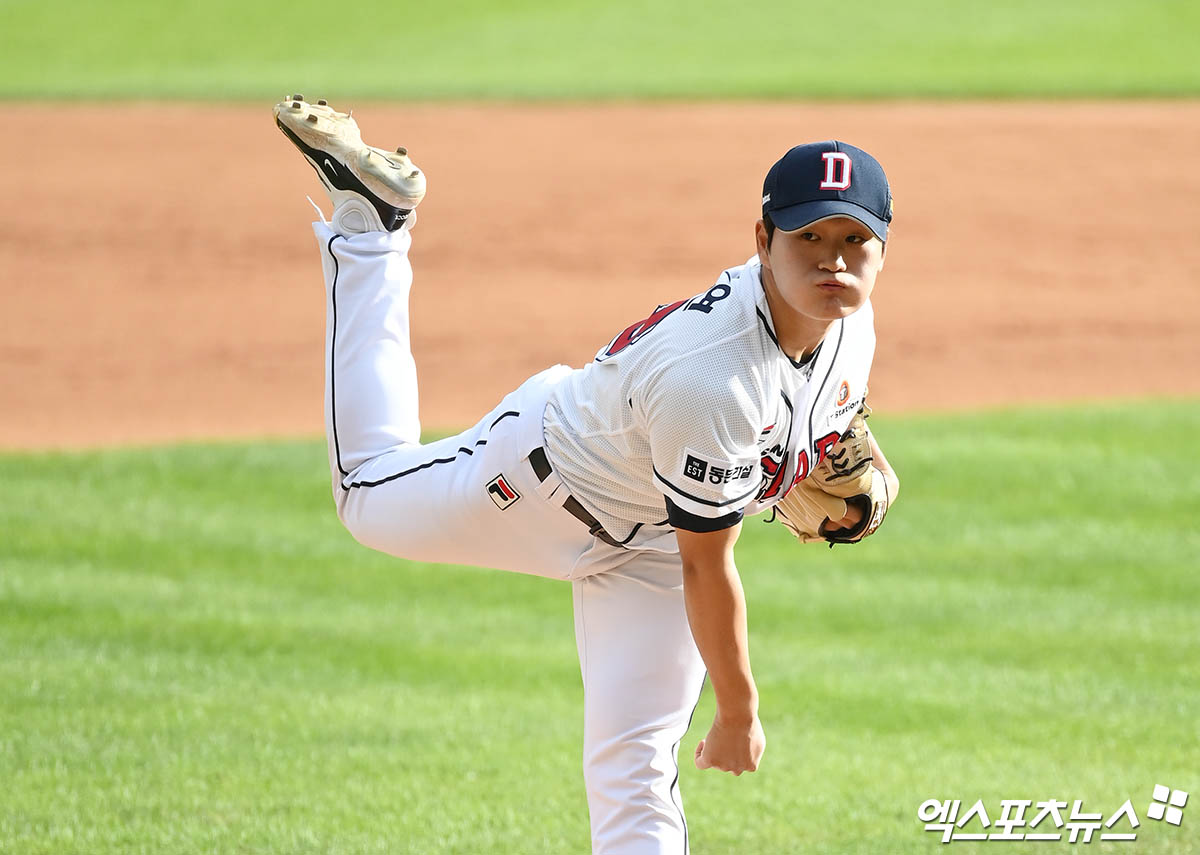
1, 0, 1198, 99
1, 400, 1197, 853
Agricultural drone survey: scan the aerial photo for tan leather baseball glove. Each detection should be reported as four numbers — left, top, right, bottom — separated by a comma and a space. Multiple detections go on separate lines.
774, 405, 892, 545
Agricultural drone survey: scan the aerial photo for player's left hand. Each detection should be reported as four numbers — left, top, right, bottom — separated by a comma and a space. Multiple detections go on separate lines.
774, 404, 897, 545
824, 502, 865, 532
778, 464, 891, 545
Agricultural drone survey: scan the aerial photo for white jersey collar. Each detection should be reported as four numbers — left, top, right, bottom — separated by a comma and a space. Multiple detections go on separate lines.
744, 255, 825, 374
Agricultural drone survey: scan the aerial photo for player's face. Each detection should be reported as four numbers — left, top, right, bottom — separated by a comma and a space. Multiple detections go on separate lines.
756, 216, 885, 323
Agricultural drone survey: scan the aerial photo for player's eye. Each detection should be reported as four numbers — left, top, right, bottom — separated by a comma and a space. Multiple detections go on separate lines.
799, 232, 819, 241
846, 234, 866, 245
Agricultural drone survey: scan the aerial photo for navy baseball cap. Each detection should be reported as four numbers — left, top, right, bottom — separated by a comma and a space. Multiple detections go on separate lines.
762, 141, 893, 241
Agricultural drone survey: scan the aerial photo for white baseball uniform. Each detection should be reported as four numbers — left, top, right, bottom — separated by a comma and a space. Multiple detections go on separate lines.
311, 214, 875, 854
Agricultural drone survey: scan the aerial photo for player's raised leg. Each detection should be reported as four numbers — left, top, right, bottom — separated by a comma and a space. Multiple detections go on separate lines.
315, 225, 421, 473
572, 553, 708, 854
274, 96, 591, 578
274, 95, 429, 473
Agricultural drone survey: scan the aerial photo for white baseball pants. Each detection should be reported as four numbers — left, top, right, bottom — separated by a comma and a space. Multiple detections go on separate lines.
313, 220, 708, 854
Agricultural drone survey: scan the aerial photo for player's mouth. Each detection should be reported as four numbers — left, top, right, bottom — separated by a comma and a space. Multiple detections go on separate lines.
816, 279, 850, 291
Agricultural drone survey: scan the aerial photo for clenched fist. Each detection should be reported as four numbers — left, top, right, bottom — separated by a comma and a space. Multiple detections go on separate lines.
694, 713, 766, 776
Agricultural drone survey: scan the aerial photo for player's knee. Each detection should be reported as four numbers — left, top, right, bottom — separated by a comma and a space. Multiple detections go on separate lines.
583, 736, 670, 794
333, 490, 430, 562
333, 493, 393, 554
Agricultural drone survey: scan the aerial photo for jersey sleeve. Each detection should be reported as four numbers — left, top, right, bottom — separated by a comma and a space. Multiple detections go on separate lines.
640, 360, 763, 532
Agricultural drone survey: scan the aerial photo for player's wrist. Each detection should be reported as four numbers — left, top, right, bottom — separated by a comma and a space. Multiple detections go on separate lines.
714, 696, 759, 727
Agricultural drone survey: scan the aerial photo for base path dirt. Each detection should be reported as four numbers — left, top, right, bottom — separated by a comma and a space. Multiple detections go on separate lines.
2, 101, 1197, 449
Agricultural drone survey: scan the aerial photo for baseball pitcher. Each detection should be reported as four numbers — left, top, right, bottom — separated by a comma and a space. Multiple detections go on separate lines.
273, 94, 900, 855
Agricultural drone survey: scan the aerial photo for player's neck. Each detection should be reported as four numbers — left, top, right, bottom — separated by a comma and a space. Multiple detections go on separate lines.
760, 271, 835, 363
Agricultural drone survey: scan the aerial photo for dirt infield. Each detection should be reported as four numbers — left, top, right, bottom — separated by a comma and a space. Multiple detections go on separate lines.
2, 101, 1197, 449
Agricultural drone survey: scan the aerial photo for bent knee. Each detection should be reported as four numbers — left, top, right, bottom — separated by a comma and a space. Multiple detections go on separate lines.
333, 489, 400, 556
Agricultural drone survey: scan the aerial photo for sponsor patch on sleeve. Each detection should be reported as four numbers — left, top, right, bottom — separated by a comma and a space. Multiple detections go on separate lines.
682, 448, 758, 487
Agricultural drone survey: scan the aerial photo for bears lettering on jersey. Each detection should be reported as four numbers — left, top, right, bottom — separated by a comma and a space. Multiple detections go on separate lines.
755, 397, 794, 502
760, 427, 844, 501
813, 430, 840, 467
758, 451, 787, 501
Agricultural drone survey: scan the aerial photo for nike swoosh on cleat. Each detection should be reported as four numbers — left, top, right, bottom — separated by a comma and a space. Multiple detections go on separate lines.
323, 158, 339, 176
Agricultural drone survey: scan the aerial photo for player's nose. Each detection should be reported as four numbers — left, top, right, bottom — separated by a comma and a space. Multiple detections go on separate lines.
818, 251, 847, 272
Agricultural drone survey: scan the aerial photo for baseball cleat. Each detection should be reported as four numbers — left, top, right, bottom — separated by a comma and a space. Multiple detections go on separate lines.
273, 96, 426, 232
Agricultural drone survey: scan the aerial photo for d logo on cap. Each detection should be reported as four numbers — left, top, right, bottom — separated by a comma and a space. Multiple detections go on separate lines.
819, 152, 852, 190
761, 141, 893, 241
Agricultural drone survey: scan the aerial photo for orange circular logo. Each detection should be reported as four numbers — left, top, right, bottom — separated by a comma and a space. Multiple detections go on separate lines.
836, 380, 850, 406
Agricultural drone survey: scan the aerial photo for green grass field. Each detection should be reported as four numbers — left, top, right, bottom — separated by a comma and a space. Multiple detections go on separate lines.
3, 0, 1198, 848
2, 0, 1198, 99
2, 401, 1197, 853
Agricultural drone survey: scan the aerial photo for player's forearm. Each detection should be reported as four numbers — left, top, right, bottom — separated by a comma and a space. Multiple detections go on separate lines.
680, 555, 758, 722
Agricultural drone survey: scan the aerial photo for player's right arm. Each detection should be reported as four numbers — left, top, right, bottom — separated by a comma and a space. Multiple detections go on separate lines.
677, 523, 766, 776
633, 327, 769, 774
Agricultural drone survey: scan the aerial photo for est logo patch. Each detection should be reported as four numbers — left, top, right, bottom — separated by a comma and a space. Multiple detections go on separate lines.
684, 455, 708, 482
682, 449, 757, 486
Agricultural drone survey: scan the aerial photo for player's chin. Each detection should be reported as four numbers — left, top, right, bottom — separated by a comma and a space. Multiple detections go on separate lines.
808, 286, 867, 317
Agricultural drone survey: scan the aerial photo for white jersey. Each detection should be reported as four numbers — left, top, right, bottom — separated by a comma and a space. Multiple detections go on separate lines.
543, 256, 875, 541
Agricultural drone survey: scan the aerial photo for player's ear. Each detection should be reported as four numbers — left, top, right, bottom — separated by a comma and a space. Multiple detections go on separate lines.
755, 219, 770, 263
